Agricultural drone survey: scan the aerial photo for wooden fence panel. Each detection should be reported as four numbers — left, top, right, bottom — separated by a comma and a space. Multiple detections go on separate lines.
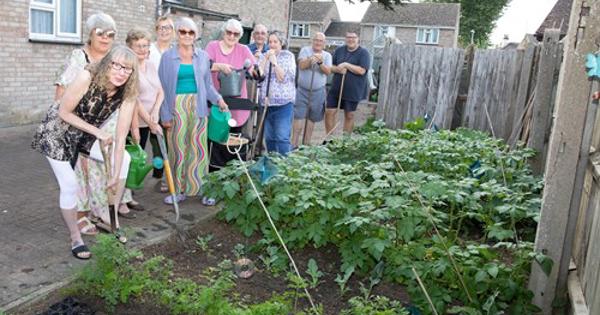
376, 44, 464, 129
528, 30, 564, 174
462, 49, 523, 140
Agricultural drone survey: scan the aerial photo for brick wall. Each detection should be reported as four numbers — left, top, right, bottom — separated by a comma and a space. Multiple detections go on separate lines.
1, 0, 291, 127
198, 0, 291, 36
0, 0, 157, 127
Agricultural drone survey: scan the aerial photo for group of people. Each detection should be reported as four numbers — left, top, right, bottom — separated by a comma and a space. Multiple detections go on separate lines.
32, 12, 371, 260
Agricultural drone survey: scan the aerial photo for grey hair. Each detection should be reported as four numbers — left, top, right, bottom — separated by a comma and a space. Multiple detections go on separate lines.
221, 19, 243, 35
268, 30, 287, 49
85, 12, 116, 44
176, 17, 199, 40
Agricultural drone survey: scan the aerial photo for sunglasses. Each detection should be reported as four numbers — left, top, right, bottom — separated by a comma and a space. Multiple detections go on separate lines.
157, 25, 173, 32
225, 30, 241, 38
111, 61, 133, 75
178, 29, 195, 37
95, 28, 116, 38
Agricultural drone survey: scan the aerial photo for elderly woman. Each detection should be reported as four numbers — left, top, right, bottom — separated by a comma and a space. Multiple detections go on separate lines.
125, 28, 163, 156
258, 31, 296, 155
206, 18, 256, 127
54, 12, 136, 236
158, 17, 228, 204
149, 16, 175, 68
32, 46, 138, 259
148, 16, 175, 190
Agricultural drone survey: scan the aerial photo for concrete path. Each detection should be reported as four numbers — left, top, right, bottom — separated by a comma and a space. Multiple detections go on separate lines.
0, 104, 373, 313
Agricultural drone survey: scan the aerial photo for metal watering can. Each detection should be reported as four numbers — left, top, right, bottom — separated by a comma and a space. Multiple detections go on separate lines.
125, 143, 162, 189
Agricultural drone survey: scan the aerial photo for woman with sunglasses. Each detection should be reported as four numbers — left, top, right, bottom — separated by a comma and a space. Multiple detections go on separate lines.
158, 17, 228, 205
206, 19, 255, 128
53, 12, 137, 236
33, 46, 139, 259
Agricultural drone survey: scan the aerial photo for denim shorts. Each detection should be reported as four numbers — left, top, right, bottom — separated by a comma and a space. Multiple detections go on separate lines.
294, 86, 326, 122
326, 92, 359, 112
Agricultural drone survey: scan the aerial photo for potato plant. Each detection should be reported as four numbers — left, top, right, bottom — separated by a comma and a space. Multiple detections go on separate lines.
205, 125, 545, 314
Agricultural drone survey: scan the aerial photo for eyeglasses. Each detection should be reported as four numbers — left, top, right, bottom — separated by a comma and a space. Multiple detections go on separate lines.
132, 44, 150, 50
157, 25, 173, 32
178, 29, 195, 37
254, 31, 266, 35
95, 28, 116, 38
225, 30, 241, 38
111, 61, 133, 75
345, 35, 358, 39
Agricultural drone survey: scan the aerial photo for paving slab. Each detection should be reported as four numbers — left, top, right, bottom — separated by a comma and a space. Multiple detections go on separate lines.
0, 103, 373, 313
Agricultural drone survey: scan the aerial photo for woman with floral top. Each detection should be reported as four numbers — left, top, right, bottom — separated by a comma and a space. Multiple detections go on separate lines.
258, 30, 296, 155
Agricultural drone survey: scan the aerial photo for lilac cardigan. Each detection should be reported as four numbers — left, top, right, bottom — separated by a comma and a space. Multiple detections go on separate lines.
158, 47, 222, 122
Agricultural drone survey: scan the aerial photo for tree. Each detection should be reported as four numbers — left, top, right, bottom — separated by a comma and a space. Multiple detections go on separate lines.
418, 0, 510, 46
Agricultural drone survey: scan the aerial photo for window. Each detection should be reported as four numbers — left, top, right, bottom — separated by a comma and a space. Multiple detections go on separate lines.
374, 25, 394, 47
30, 0, 82, 43
291, 23, 309, 38
416, 28, 440, 45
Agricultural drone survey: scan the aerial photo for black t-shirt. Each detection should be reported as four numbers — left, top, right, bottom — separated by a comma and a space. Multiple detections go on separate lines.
330, 45, 371, 102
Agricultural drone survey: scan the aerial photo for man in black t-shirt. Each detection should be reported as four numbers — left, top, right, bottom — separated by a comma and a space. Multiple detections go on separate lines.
325, 31, 371, 135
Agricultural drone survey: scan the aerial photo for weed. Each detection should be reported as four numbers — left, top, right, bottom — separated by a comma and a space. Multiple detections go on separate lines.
305, 258, 324, 289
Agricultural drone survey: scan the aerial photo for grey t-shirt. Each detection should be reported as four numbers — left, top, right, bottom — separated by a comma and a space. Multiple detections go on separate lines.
297, 46, 332, 90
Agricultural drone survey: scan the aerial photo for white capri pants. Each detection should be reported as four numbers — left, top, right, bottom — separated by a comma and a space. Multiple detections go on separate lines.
47, 140, 130, 209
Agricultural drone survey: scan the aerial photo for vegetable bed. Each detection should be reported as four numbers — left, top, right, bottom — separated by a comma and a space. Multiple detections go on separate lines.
205, 122, 547, 314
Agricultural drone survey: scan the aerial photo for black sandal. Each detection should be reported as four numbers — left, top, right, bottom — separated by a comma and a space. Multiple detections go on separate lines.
126, 201, 145, 211
71, 244, 91, 260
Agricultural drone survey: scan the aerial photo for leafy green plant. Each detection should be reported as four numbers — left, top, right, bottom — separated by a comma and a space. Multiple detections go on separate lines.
195, 234, 214, 253
341, 295, 409, 315
305, 258, 324, 289
205, 124, 545, 313
335, 266, 355, 296
233, 243, 247, 260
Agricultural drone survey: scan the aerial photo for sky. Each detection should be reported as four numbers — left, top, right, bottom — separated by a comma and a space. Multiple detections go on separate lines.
334, 0, 559, 46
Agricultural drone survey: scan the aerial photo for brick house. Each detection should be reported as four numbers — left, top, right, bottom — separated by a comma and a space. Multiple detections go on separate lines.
324, 21, 361, 48
360, 2, 461, 48
1, 0, 291, 127
288, 0, 340, 53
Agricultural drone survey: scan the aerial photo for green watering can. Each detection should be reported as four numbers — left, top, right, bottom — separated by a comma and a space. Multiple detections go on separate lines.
125, 143, 155, 189
208, 106, 236, 143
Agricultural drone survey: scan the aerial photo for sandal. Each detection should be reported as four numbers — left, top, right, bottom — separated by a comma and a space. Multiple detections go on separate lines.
127, 201, 145, 211
71, 244, 91, 260
118, 204, 137, 219
77, 217, 98, 236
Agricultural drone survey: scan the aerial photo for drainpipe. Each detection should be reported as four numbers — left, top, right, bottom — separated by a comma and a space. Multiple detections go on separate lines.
156, 0, 162, 18
287, 0, 293, 45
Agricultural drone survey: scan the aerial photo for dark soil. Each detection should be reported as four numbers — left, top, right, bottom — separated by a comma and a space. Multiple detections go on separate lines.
14, 217, 410, 315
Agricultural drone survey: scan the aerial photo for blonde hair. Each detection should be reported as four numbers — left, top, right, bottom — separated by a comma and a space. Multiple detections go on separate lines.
155, 15, 174, 30
89, 46, 139, 102
126, 28, 152, 46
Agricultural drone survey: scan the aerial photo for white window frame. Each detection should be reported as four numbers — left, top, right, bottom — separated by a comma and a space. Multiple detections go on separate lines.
374, 25, 394, 47
29, 0, 82, 43
291, 23, 310, 38
416, 28, 440, 45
